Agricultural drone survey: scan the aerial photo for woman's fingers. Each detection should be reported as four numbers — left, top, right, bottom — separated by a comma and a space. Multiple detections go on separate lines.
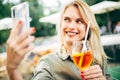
10, 20, 22, 38
6, 24, 36, 71
81, 65, 105, 80
30, 27, 36, 34
10, 21, 36, 40
7, 41, 35, 70
84, 72, 103, 79
7, 26, 36, 56
84, 65, 102, 75
17, 36, 35, 54
21, 43, 35, 56
6, 21, 22, 49
16, 27, 36, 44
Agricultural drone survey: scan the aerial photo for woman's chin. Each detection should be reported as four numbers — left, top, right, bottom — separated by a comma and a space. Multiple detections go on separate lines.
65, 37, 81, 42
65, 38, 78, 44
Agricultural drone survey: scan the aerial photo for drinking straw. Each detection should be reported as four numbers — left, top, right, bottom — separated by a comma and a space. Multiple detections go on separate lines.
81, 21, 90, 53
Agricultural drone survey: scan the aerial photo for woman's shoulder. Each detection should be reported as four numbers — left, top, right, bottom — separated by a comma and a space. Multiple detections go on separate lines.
40, 52, 59, 61
35, 51, 62, 69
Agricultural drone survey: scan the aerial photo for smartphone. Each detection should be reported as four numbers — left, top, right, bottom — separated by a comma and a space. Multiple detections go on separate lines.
11, 2, 30, 34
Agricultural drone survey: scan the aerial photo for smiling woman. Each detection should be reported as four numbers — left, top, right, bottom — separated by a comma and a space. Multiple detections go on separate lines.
6, 0, 112, 80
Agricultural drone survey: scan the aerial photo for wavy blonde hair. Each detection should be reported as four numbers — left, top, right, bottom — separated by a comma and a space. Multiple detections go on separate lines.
57, 0, 108, 67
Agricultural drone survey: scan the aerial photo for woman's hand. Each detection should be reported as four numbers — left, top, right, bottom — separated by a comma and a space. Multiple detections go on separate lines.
80, 65, 106, 80
6, 20, 36, 79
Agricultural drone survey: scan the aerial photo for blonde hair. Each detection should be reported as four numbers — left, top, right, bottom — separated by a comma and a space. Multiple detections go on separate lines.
57, 0, 108, 67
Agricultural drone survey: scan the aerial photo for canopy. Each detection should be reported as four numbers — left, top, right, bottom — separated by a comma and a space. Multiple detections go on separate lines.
39, 1, 120, 24
101, 34, 120, 46
90, 1, 120, 14
0, 17, 31, 30
40, 12, 61, 24
0, 18, 12, 30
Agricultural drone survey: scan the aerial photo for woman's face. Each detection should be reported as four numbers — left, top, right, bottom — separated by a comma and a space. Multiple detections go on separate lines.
61, 6, 86, 45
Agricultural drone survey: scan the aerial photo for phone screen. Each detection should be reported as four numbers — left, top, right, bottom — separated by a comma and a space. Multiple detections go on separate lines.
11, 2, 30, 34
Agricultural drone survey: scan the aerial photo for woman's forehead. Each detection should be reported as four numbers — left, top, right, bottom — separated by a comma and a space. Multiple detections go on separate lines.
63, 6, 82, 18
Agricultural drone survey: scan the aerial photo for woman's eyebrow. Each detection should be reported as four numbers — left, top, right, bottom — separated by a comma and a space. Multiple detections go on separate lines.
63, 16, 83, 21
63, 16, 70, 19
76, 18, 83, 20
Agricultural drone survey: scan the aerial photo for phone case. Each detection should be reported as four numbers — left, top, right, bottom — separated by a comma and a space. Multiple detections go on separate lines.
11, 2, 30, 34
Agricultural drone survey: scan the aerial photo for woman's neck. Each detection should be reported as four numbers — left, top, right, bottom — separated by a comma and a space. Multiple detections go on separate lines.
64, 42, 72, 55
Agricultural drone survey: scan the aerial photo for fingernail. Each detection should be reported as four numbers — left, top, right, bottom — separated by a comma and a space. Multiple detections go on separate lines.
19, 20, 22, 24
81, 71, 84, 74
32, 27, 36, 32
80, 74, 84, 79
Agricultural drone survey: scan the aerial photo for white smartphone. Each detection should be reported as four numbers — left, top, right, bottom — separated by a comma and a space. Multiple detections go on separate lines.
11, 2, 30, 34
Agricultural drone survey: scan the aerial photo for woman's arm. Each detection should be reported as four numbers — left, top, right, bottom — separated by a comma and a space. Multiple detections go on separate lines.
6, 20, 36, 80
7, 69, 23, 80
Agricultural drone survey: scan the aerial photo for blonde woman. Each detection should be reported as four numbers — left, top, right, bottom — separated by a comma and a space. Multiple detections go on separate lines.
6, 0, 111, 80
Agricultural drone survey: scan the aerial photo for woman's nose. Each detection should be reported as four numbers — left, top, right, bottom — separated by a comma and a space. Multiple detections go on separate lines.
68, 21, 76, 28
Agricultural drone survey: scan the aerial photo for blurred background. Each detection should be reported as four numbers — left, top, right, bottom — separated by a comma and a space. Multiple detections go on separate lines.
0, 0, 120, 80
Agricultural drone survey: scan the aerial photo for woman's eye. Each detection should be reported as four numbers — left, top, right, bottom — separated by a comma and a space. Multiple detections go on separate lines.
76, 19, 82, 24
64, 18, 70, 22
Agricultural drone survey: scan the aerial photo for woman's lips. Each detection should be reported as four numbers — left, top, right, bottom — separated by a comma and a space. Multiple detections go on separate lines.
66, 31, 78, 36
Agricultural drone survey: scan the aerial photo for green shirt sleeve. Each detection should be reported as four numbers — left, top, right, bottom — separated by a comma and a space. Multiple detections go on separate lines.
103, 60, 112, 80
32, 58, 54, 80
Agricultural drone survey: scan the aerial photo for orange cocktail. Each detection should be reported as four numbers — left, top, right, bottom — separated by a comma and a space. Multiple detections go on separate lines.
72, 21, 92, 70
72, 50, 92, 70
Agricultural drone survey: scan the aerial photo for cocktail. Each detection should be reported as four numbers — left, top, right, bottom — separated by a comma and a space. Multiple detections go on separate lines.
72, 41, 92, 70
71, 21, 92, 71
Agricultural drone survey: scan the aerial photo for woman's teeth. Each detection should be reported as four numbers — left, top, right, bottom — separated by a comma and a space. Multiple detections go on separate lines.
66, 32, 78, 36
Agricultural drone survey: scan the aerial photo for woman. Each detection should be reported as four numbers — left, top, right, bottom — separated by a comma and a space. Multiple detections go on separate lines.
6, 0, 111, 80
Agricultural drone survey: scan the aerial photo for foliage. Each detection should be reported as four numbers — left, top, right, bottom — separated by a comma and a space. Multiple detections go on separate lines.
0, 0, 13, 18
110, 10, 120, 23
35, 23, 56, 36
85, 0, 120, 31
104, 45, 120, 62
85, 0, 120, 5
85, 0, 104, 6
20, 0, 56, 37
0, 0, 56, 45
0, 29, 10, 45
0, 0, 120, 44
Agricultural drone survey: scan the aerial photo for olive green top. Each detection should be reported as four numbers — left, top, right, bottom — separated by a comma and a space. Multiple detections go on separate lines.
32, 49, 112, 80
